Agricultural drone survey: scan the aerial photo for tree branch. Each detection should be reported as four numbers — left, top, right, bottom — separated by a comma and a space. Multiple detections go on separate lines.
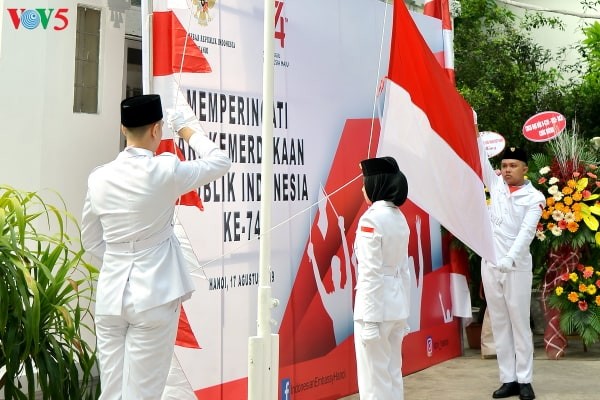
496, 0, 600, 19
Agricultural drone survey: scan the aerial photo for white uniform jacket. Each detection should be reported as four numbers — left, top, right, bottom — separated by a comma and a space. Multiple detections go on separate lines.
479, 141, 545, 270
82, 134, 231, 316
353, 201, 410, 323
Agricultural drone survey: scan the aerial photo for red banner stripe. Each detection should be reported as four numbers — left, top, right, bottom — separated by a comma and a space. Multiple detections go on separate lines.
153, 11, 211, 76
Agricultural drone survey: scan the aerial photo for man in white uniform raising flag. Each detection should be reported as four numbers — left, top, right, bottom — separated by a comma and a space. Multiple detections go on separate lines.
476, 128, 544, 400
82, 95, 231, 399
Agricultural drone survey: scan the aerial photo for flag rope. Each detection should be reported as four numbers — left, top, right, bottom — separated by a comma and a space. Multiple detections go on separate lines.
174, 0, 196, 108
368, 0, 390, 158
188, 174, 362, 277
167, 1, 210, 280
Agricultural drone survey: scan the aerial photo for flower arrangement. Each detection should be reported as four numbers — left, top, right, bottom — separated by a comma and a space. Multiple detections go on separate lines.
528, 128, 600, 350
547, 262, 600, 346
529, 131, 600, 249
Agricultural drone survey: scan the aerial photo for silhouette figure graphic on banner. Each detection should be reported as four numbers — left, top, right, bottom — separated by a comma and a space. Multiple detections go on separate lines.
308, 190, 354, 345
439, 292, 453, 323
407, 215, 424, 333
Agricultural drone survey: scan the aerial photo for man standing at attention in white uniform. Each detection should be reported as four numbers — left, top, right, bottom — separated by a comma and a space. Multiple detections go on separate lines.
81, 94, 231, 399
353, 156, 411, 400
477, 131, 545, 399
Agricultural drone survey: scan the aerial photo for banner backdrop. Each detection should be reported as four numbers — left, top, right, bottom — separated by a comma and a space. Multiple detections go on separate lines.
151, 1, 462, 399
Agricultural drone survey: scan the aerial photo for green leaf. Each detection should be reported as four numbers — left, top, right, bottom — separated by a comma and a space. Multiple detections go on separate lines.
583, 214, 600, 231
577, 177, 590, 191
589, 204, 600, 216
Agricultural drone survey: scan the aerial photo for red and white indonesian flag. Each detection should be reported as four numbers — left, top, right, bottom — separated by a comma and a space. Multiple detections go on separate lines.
379, 1, 497, 316
423, 0, 455, 84
422, 0, 473, 318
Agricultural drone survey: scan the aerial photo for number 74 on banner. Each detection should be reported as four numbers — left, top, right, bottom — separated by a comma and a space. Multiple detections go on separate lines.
275, 1, 286, 48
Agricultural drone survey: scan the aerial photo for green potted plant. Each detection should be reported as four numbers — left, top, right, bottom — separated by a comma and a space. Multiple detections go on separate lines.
0, 185, 100, 399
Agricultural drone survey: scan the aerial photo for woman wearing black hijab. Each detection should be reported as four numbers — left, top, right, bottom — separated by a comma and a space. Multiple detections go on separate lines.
353, 156, 411, 400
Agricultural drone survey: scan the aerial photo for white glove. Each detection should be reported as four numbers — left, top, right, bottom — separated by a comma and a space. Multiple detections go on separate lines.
361, 321, 380, 343
166, 109, 203, 134
496, 256, 514, 273
403, 324, 411, 337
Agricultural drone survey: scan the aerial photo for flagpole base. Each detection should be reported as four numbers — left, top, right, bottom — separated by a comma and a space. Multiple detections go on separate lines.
248, 334, 279, 400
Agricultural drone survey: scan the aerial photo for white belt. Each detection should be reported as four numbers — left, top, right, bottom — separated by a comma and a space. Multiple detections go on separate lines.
382, 266, 399, 277
105, 226, 174, 253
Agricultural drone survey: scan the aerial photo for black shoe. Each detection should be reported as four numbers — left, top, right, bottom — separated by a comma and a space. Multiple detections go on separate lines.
519, 383, 536, 400
492, 381, 520, 398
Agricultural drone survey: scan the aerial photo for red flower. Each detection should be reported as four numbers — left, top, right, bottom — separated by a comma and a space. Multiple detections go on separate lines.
583, 190, 592, 199
577, 264, 585, 272
578, 300, 589, 311
596, 279, 600, 288
538, 177, 547, 184
587, 172, 598, 179
573, 172, 581, 178
558, 220, 568, 229
561, 273, 571, 281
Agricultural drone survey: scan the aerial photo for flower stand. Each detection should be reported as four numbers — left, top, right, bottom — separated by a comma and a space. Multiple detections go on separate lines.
541, 247, 580, 359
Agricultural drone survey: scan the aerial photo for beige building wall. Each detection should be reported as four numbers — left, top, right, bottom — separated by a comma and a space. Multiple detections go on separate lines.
0, 0, 129, 219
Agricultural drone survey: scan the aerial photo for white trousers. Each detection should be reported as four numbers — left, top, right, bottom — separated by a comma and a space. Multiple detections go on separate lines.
354, 319, 407, 400
482, 262, 533, 384
95, 282, 181, 400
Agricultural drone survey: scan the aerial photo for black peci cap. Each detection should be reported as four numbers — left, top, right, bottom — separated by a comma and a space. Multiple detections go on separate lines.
501, 146, 528, 163
121, 94, 163, 128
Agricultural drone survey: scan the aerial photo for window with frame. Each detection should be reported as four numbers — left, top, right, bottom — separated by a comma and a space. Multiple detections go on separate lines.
73, 6, 101, 114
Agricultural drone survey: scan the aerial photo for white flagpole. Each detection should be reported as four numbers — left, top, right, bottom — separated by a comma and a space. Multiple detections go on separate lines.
248, 0, 279, 399
141, 1, 153, 94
